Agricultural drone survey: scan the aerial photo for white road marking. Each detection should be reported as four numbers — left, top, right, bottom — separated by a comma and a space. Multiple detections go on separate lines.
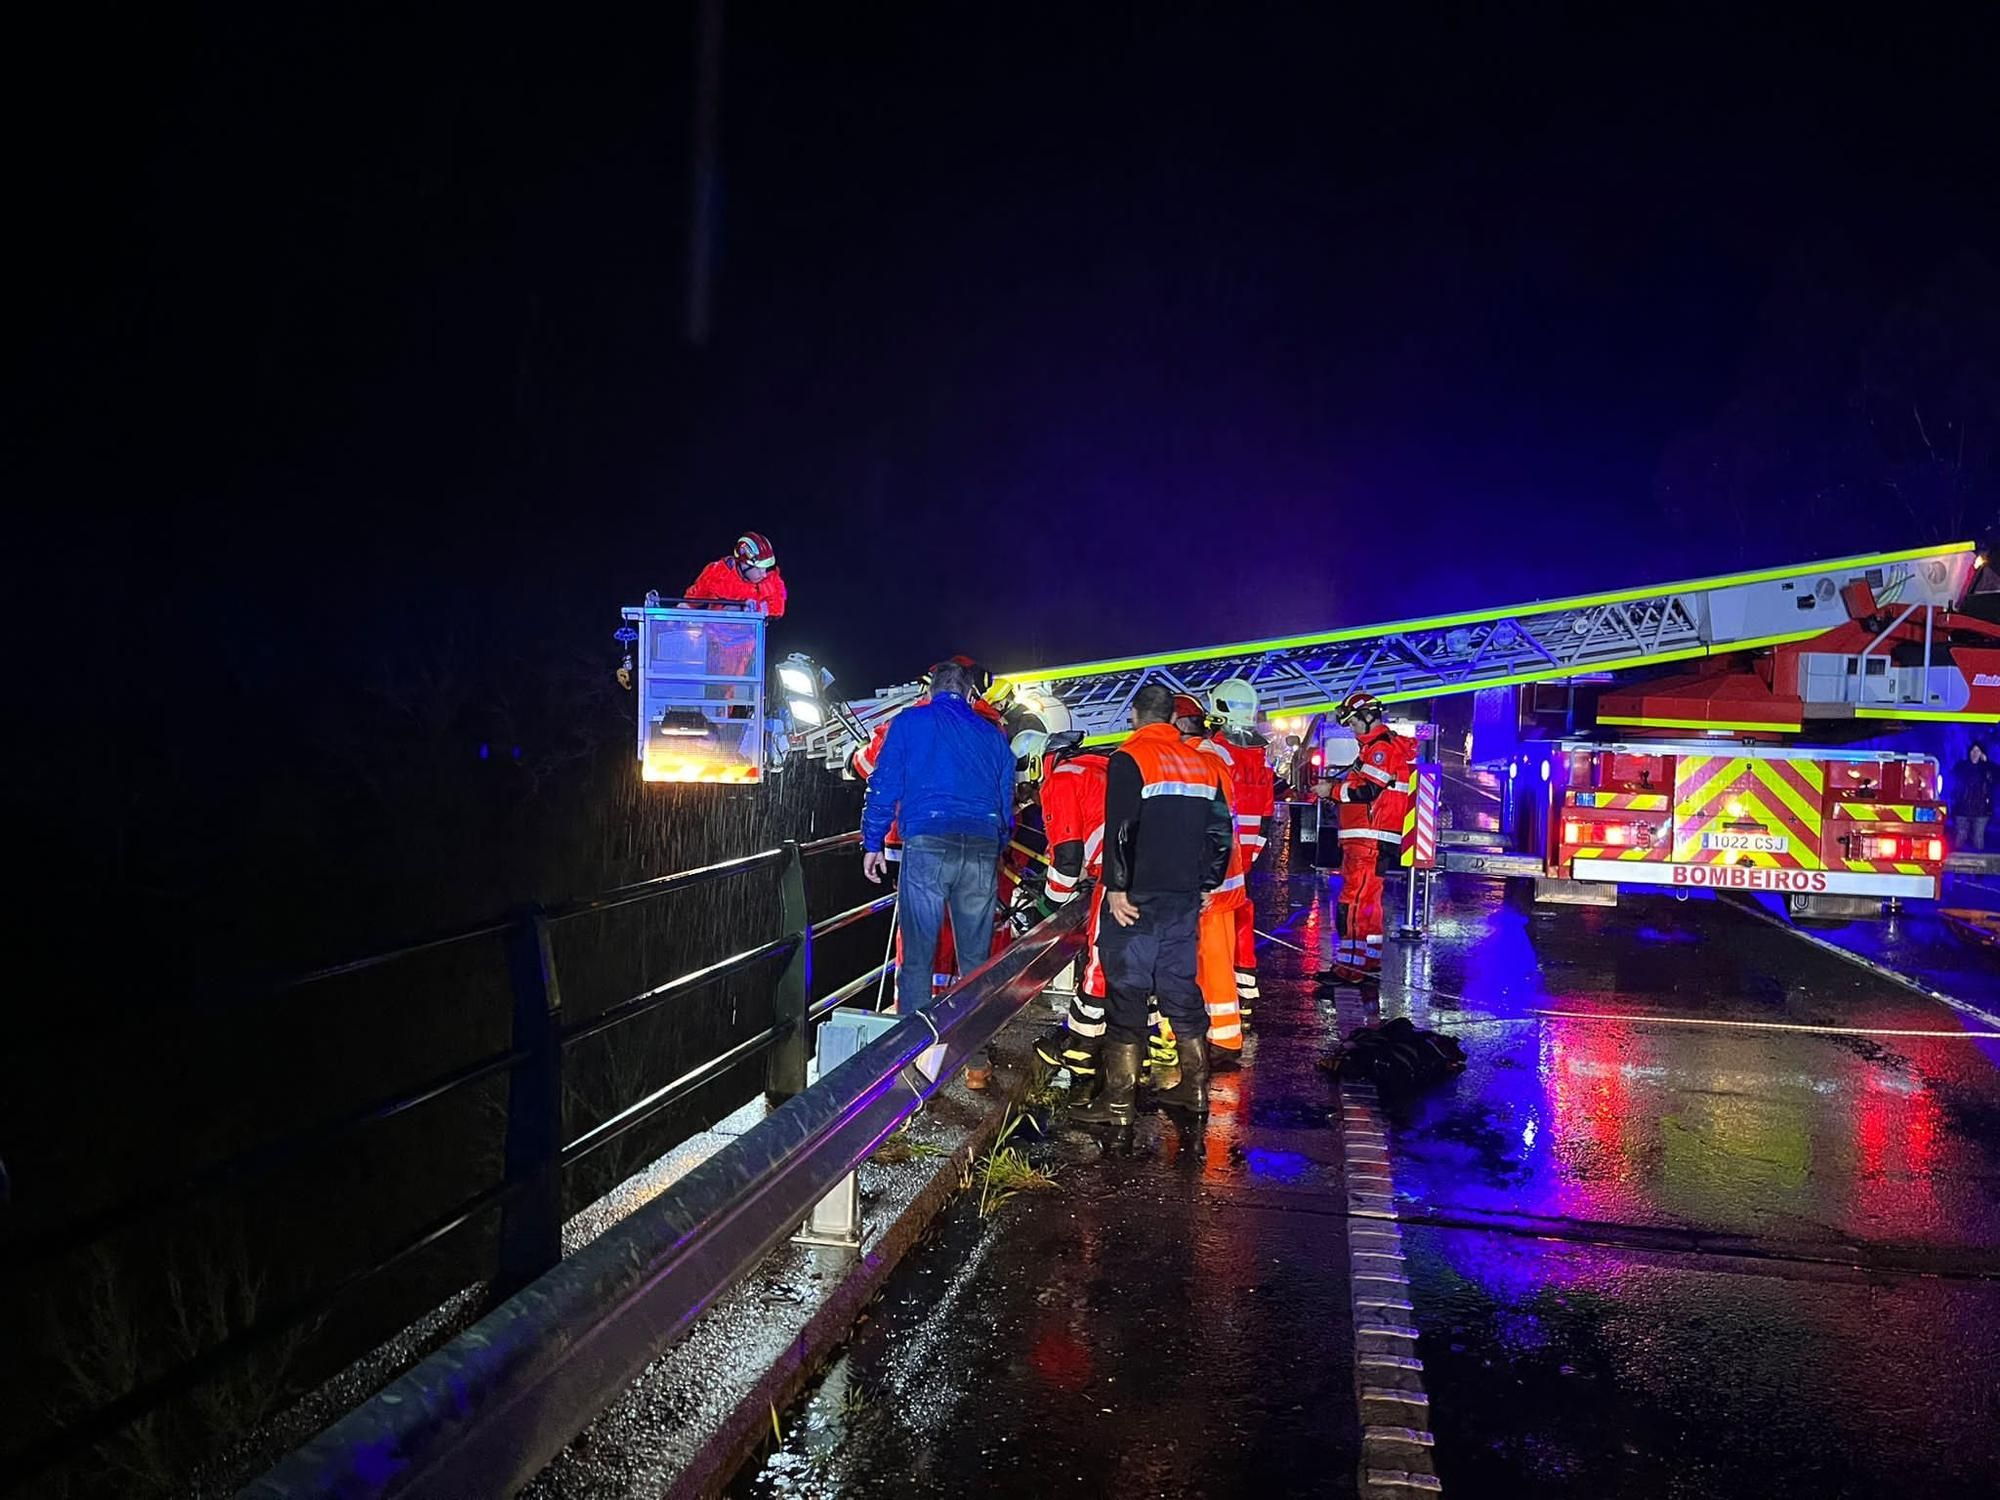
1721, 894, 2000, 1031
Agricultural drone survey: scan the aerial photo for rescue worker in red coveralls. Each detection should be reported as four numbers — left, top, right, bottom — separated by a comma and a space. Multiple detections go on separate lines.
1173, 694, 1246, 1069
851, 657, 1008, 996
685, 531, 788, 615
1206, 677, 1275, 1022
683, 532, 787, 698
1021, 728, 1114, 1087
1318, 690, 1414, 982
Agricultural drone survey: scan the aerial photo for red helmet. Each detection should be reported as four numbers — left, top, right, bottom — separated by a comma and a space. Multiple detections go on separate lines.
734, 532, 778, 571
1171, 692, 1207, 727
1334, 690, 1384, 727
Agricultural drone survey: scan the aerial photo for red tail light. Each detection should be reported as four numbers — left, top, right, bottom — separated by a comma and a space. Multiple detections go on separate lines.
1865, 833, 1948, 863
1564, 819, 1650, 848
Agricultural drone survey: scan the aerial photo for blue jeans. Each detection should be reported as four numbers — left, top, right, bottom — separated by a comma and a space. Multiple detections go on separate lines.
896, 833, 1001, 1014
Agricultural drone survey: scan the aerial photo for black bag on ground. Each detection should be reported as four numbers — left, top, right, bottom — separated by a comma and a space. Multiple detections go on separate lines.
1333, 1015, 1466, 1092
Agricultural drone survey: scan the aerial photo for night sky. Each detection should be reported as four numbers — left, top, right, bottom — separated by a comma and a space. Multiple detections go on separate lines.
16, 3, 2000, 732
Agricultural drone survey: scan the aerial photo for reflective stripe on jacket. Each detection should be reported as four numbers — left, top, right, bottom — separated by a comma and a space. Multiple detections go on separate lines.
1104, 722, 1232, 895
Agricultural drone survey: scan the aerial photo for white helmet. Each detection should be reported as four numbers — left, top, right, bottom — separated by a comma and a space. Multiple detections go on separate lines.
1012, 692, 1071, 736
1211, 677, 1258, 732
1010, 729, 1049, 783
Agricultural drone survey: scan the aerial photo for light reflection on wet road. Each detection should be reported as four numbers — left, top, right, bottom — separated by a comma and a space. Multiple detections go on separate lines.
731, 860, 2000, 1499
1378, 875, 2000, 1496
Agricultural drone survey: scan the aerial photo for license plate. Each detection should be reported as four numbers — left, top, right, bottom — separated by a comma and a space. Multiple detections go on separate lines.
1701, 832, 1788, 852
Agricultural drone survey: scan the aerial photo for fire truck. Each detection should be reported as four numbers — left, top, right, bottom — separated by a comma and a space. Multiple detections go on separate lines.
1537, 740, 1945, 904
634, 541, 1990, 920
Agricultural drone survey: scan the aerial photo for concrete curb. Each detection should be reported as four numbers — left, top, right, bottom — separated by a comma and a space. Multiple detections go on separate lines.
523, 1003, 1056, 1500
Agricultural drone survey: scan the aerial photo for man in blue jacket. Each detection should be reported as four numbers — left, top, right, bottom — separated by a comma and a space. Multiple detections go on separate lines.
863, 658, 1018, 1019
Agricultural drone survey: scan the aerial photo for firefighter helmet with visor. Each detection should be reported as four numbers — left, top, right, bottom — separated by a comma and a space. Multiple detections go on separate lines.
1333, 689, 1385, 728
734, 532, 778, 572
1211, 677, 1258, 732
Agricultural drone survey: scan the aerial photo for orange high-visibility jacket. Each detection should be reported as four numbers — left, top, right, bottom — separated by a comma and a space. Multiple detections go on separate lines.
1103, 723, 1232, 895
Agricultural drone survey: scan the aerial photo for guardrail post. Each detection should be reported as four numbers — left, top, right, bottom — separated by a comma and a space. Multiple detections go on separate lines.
767, 839, 813, 1101
496, 905, 565, 1299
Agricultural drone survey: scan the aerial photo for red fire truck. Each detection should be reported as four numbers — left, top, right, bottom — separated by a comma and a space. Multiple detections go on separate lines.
1543, 740, 1947, 903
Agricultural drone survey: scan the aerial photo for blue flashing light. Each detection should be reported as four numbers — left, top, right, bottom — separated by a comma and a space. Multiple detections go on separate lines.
479, 743, 489, 760
1540, 759, 1552, 783
1507, 761, 1518, 780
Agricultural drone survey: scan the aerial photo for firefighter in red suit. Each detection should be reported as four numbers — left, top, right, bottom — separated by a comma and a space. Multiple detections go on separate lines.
683, 532, 786, 695
686, 532, 787, 615
1207, 677, 1274, 1020
850, 657, 1008, 995
1021, 729, 1114, 1085
1321, 690, 1414, 981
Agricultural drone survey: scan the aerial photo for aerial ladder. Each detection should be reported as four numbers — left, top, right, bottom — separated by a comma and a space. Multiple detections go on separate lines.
786, 540, 1986, 770
617, 541, 1987, 791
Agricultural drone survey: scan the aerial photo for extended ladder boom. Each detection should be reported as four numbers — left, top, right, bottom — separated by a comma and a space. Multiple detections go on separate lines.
795, 542, 1978, 767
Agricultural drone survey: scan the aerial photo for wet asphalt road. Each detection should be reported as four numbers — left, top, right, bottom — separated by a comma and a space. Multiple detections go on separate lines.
733, 858, 2000, 1498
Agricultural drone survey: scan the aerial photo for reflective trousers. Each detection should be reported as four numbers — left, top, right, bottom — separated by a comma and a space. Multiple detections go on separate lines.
1066, 886, 1110, 1039
1198, 901, 1244, 1050
1232, 901, 1259, 1004
1335, 835, 1389, 973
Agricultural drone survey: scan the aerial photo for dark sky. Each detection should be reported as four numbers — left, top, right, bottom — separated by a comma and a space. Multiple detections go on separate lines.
16, 3, 2000, 698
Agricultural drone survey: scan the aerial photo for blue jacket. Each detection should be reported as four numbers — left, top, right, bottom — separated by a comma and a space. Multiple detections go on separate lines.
861, 694, 1016, 851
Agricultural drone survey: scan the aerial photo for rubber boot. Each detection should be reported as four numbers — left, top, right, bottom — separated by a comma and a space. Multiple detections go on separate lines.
1149, 1034, 1210, 1116
1070, 1039, 1141, 1127
1147, 1023, 1182, 1092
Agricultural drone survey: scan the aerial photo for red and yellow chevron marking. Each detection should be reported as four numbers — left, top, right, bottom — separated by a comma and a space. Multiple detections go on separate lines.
1400, 766, 1441, 869
1577, 792, 1671, 812
1569, 845, 1659, 862
1831, 803, 1919, 822
1671, 755, 1825, 868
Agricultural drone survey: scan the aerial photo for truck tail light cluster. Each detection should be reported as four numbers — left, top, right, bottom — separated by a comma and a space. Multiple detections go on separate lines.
1563, 820, 1654, 848
1862, 834, 1945, 862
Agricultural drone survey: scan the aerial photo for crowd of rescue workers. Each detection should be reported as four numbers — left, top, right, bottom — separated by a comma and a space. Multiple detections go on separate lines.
677, 532, 1417, 1131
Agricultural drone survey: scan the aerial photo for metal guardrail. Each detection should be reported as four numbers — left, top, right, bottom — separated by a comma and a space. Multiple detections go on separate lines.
240, 898, 1088, 1500
2, 830, 899, 1491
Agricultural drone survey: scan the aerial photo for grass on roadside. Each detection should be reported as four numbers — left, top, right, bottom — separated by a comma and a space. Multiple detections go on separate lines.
871, 1123, 945, 1165
976, 1107, 1059, 1217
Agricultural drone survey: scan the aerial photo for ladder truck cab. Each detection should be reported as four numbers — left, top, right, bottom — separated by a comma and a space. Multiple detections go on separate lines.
1540, 741, 1946, 911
